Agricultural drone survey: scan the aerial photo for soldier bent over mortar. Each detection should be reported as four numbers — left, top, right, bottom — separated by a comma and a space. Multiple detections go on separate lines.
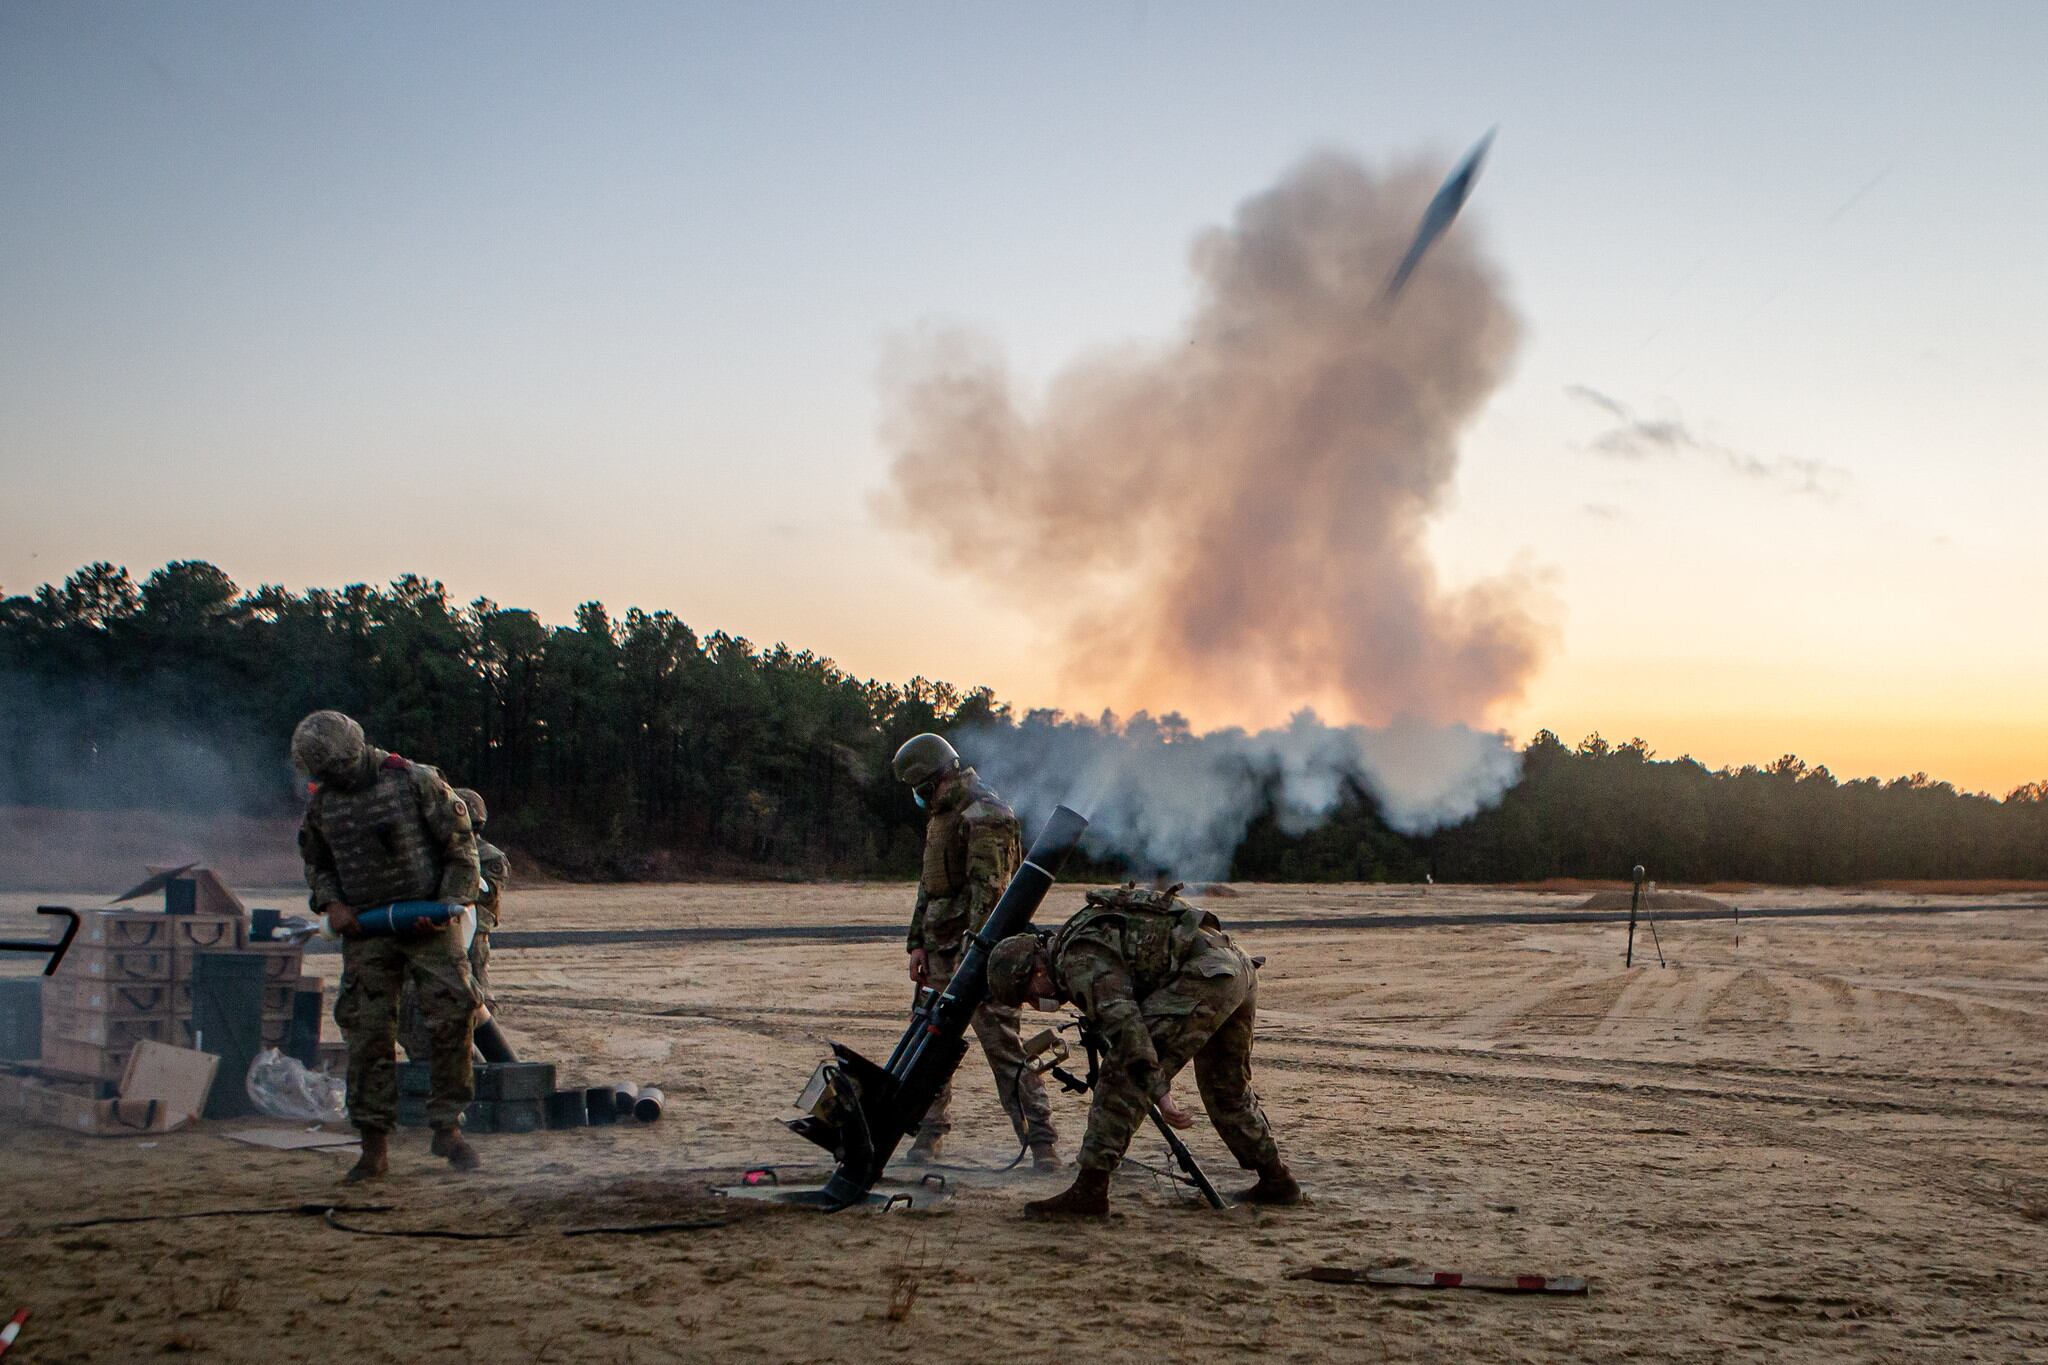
986, 884, 1302, 1216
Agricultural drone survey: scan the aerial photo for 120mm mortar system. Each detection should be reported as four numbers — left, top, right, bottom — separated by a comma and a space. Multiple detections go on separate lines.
788, 804, 1089, 1209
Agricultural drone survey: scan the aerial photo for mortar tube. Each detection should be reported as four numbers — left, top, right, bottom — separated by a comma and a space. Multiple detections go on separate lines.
816, 803, 1090, 1208
633, 1086, 665, 1122
612, 1084, 639, 1115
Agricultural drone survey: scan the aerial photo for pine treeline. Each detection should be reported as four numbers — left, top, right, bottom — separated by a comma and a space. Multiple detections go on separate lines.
3, 562, 2044, 883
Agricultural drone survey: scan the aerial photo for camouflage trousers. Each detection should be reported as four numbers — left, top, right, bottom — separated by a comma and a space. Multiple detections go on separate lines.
399, 924, 491, 1061
337, 924, 480, 1133
916, 940, 1057, 1148
1077, 958, 1280, 1174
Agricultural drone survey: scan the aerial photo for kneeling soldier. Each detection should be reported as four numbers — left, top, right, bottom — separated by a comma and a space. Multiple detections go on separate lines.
986, 885, 1302, 1216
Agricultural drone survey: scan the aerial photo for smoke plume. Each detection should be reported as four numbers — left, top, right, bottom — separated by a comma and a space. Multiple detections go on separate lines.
879, 150, 1550, 871
963, 710, 1521, 881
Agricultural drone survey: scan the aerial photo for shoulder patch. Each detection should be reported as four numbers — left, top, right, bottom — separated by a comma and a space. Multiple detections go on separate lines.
381, 754, 411, 771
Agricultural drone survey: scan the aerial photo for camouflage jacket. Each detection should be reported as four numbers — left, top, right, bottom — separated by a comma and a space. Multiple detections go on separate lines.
299, 748, 480, 913
906, 767, 1022, 952
476, 839, 511, 929
1048, 886, 1247, 1101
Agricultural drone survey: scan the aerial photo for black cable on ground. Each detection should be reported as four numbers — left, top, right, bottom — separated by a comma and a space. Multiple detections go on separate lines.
322, 1209, 523, 1240
319, 1209, 739, 1240
48, 1203, 394, 1231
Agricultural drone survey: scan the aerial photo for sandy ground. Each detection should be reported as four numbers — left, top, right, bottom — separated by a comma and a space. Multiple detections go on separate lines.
3, 881, 2045, 1363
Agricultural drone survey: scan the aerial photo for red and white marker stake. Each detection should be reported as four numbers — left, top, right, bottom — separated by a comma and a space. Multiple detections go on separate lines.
1291, 1266, 1587, 1295
0, 1309, 28, 1356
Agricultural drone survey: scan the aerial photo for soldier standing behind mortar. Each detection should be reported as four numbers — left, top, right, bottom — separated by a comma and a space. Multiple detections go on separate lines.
292, 710, 483, 1181
894, 733, 1061, 1169
455, 788, 509, 997
985, 884, 1303, 1217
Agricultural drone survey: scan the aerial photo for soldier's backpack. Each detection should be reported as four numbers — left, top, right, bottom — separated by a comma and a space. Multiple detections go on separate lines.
1058, 883, 1234, 987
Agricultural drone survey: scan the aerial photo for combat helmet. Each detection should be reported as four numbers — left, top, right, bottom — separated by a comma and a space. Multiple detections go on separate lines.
290, 710, 366, 783
986, 933, 1046, 1008
454, 787, 487, 828
891, 733, 960, 789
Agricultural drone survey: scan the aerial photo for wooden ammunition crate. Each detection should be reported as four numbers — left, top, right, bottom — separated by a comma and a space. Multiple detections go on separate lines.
41, 1004, 183, 1050
63, 947, 173, 982
173, 980, 297, 1015
44, 978, 175, 1017
39, 1035, 137, 1083
20, 1076, 109, 1131
168, 917, 243, 976
80, 911, 171, 950
240, 941, 305, 982
173, 980, 296, 1015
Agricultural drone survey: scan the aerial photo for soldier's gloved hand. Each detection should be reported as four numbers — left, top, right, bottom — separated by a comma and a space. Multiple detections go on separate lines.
907, 949, 929, 985
323, 903, 362, 938
1156, 1091, 1196, 1130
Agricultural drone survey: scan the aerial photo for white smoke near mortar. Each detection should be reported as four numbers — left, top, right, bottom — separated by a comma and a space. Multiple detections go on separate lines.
878, 149, 1551, 874
958, 711, 1521, 880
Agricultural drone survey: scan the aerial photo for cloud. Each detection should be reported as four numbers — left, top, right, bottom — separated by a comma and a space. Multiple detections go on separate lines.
1562, 384, 1629, 421
1565, 386, 1848, 498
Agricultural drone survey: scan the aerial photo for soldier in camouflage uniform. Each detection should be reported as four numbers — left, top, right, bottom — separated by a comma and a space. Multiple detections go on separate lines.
292, 711, 483, 1181
986, 885, 1302, 1217
893, 733, 1060, 1169
399, 785, 508, 1061
457, 788, 510, 996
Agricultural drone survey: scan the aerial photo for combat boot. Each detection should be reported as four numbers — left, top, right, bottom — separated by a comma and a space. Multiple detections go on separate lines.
430, 1124, 482, 1172
1233, 1160, 1303, 1206
902, 1132, 944, 1165
1030, 1141, 1064, 1172
344, 1128, 389, 1184
1025, 1167, 1110, 1217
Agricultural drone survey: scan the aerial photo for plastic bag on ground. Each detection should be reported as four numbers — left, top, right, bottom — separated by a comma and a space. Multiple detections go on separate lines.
246, 1047, 348, 1125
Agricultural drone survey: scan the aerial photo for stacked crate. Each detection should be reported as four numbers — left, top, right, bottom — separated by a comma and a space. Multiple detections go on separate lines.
396, 1060, 556, 1132
40, 896, 309, 1091
41, 911, 183, 1085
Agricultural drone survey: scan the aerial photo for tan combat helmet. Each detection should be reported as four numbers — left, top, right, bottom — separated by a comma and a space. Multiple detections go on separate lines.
891, 733, 960, 789
290, 710, 366, 782
454, 787, 487, 828
986, 933, 1045, 1008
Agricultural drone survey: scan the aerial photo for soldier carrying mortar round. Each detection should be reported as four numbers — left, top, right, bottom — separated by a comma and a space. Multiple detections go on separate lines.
292, 709, 485, 1181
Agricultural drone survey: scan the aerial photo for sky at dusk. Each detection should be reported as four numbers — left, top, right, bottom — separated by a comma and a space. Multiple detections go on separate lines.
3, 2, 2044, 795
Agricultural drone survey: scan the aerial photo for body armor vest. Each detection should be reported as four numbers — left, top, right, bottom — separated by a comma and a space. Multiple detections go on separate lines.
315, 761, 442, 908
919, 806, 968, 898
918, 770, 1011, 898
